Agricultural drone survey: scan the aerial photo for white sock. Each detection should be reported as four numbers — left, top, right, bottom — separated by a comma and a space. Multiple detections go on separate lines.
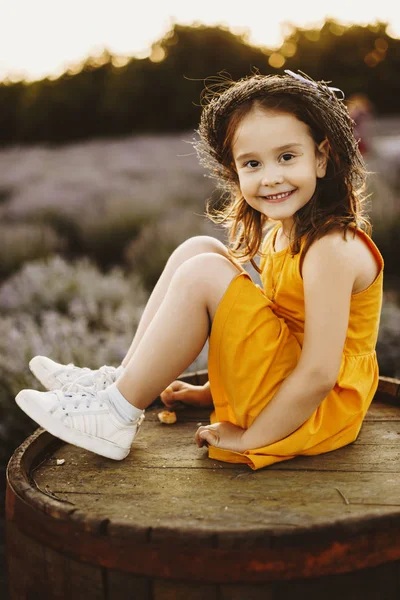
106, 382, 144, 424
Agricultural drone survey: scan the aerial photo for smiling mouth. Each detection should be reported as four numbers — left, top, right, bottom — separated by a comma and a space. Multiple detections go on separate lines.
263, 190, 295, 201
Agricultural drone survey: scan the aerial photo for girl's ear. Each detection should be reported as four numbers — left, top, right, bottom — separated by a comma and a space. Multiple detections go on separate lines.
316, 138, 329, 178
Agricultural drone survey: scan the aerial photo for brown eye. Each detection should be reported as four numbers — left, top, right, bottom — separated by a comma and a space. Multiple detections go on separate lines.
245, 160, 260, 168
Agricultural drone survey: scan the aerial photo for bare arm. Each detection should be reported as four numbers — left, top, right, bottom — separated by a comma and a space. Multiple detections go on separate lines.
202, 380, 213, 404
241, 230, 356, 451
241, 368, 332, 449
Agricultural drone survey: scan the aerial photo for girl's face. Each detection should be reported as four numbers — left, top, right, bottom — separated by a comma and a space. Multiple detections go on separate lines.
231, 108, 329, 234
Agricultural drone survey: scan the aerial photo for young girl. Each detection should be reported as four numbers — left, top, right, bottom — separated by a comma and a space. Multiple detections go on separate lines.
16, 70, 384, 470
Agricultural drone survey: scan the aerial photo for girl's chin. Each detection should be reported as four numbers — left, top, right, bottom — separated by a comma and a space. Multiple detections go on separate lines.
259, 206, 294, 217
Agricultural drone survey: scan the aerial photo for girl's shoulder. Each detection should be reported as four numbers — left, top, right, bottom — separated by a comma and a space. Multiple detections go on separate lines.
304, 226, 383, 295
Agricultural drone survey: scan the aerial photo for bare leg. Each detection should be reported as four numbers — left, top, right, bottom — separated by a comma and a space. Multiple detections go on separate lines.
117, 253, 244, 409
121, 236, 244, 366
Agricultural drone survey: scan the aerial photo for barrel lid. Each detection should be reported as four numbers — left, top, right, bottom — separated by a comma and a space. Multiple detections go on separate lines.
6, 373, 400, 582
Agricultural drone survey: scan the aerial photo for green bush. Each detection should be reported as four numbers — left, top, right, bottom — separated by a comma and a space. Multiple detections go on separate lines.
0, 133, 216, 271
0, 222, 65, 280
0, 253, 150, 406
124, 206, 222, 290
0, 254, 147, 325
0, 255, 150, 465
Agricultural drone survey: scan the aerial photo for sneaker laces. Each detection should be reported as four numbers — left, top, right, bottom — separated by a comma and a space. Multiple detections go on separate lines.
60, 377, 97, 395
55, 383, 145, 426
56, 365, 117, 392
52, 386, 98, 416
97, 365, 120, 386
52, 363, 88, 378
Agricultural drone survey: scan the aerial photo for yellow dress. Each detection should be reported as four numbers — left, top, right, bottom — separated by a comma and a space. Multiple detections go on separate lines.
207, 223, 384, 470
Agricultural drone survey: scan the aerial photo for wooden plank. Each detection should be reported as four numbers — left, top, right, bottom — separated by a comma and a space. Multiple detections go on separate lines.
106, 570, 151, 599
31, 468, 400, 537
351, 420, 400, 442
15, 529, 392, 600
270, 559, 400, 600
6, 520, 105, 599
35, 420, 400, 475
40, 487, 400, 540
219, 585, 275, 600
268, 444, 400, 472
152, 578, 218, 600
7, 499, 400, 584
35, 432, 400, 474
377, 376, 400, 401
364, 402, 400, 420
34, 466, 400, 508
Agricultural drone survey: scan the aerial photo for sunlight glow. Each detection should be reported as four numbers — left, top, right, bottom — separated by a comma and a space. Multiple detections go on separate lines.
0, 0, 399, 82
268, 53, 286, 69
150, 46, 167, 63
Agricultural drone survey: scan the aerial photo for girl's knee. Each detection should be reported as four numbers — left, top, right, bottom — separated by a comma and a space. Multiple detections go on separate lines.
168, 236, 228, 268
172, 253, 242, 287
179, 235, 227, 255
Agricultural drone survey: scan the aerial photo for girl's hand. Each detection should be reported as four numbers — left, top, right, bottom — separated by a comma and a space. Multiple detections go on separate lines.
160, 380, 213, 410
195, 421, 246, 453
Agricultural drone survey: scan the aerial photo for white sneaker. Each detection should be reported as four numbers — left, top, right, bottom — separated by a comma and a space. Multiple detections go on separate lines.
15, 382, 145, 460
29, 355, 120, 391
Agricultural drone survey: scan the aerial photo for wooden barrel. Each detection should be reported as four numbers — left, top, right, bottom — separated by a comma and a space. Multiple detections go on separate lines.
6, 371, 400, 599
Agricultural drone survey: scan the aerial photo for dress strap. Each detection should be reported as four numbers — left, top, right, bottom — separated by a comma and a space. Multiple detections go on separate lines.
349, 225, 384, 271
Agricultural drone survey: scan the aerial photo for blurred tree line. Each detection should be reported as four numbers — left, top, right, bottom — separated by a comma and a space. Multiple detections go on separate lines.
0, 19, 399, 145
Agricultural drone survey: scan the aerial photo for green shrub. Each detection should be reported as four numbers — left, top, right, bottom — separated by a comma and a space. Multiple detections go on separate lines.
0, 254, 148, 326
0, 133, 216, 271
74, 193, 155, 268
0, 222, 65, 280
124, 206, 222, 290
0, 255, 150, 464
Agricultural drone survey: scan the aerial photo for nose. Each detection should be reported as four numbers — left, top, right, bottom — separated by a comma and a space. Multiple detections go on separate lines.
260, 166, 284, 186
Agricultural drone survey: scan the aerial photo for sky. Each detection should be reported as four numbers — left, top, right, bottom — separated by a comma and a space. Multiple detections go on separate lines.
0, 0, 399, 82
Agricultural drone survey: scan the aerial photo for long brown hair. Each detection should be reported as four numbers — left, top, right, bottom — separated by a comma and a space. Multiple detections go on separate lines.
193, 72, 371, 273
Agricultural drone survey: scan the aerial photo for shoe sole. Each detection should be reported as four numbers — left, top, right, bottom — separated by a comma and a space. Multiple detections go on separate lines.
16, 390, 134, 461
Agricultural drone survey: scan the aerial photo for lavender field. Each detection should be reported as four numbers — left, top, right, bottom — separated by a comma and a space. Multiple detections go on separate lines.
0, 125, 399, 409
0, 132, 225, 589
0, 132, 224, 449
1, 127, 400, 590
0, 126, 399, 433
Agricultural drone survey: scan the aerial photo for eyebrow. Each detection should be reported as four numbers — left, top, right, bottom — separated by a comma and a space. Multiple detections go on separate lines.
235, 143, 303, 162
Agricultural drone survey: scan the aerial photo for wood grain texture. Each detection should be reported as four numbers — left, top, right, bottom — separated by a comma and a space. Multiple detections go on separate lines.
5, 371, 400, 597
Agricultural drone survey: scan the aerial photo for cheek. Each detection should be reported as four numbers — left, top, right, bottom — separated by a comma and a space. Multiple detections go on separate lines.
295, 164, 319, 185
237, 175, 249, 194
239, 173, 257, 191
